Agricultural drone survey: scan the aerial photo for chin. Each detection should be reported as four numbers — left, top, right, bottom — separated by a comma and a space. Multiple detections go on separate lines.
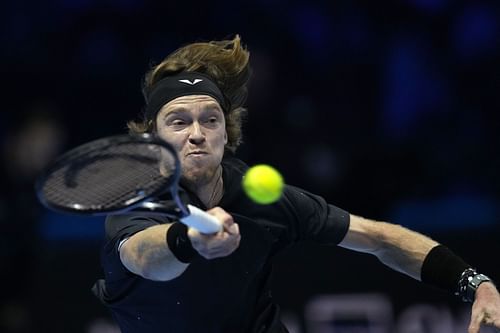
182, 168, 215, 187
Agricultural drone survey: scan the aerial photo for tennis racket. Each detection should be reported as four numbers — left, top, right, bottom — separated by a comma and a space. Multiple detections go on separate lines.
35, 133, 222, 234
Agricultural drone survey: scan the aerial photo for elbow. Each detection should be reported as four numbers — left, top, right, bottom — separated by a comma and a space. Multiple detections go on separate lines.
138, 261, 163, 281
119, 237, 189, 282
140, 268, 170, 282
124, 253, 186, 282
140, 264, 184, 282
120, 250, 175, 282
339, 215, 386, 254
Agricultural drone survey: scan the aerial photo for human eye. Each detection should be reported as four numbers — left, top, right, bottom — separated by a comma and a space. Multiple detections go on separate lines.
171, 119, 186, 126
202, 115, 221, 128
166, 116, 189, 130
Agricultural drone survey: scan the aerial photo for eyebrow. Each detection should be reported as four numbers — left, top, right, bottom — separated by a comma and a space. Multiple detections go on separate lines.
163, 107, 189, 116
204, 102, 223, 112
162, 103, 223, 118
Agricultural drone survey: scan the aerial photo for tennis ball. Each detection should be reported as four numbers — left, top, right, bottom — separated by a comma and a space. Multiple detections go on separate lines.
242, 164, 284, 204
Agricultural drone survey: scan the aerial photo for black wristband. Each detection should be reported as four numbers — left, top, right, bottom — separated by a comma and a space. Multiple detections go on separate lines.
421, 245, 471, 294
166, 222, 198, 263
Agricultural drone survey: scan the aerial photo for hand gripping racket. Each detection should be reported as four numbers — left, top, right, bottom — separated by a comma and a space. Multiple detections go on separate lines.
35, 133, 222, 234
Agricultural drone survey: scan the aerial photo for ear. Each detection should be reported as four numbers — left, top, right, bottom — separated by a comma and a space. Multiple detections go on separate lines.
224, 131, 228, 144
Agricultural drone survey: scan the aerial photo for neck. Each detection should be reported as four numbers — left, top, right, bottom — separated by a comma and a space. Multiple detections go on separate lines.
184, 166, 224, 209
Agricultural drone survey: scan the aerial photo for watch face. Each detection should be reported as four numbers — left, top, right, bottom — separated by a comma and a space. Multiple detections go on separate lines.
471, 274, 491, 287
462, 273, 491, 303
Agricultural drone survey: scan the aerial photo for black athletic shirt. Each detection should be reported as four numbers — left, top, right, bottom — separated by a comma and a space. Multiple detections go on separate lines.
93, 156, 350, 333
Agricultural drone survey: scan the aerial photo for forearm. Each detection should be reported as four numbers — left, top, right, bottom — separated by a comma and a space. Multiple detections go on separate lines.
120, 224, 189, 281
339, 215, 439, 280
373, 222, 438, 280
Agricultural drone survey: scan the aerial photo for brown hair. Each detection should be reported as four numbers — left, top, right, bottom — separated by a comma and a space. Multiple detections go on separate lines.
128, 35, 251, 153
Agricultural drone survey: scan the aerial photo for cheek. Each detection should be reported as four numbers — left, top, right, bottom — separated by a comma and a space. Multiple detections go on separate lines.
157, 129, 185, 152
213, 132, 227, 150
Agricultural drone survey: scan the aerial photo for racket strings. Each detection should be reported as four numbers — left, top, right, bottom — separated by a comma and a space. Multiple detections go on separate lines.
41, 142, 177, 210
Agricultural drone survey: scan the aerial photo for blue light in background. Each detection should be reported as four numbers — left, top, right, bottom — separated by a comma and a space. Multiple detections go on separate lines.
453, 5, 499, 59
381, 37, 450, 138
39, 209, 105, 241
290, 4, 333, 59
390, 193, 498, 232
382, 39, 423, 138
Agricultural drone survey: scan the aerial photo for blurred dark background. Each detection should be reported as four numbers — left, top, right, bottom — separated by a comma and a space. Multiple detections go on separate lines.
1, 0, 499, 332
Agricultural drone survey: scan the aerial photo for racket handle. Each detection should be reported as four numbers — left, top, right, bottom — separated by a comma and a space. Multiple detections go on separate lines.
180, 204, 222, 234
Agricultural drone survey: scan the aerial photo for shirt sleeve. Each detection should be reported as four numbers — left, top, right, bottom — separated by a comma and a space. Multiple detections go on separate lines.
283, 185, 350, 245
105, 214, 163, 246
100, 214, 165, 283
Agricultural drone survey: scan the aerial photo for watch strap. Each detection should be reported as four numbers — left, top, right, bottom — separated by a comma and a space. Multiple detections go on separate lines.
456, 268, 491, 302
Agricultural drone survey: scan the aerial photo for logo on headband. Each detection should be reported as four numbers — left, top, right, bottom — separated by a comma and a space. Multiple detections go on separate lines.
179, 79, 203, 85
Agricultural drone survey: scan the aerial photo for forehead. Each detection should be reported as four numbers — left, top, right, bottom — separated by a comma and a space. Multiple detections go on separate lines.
159, 95, 222, 115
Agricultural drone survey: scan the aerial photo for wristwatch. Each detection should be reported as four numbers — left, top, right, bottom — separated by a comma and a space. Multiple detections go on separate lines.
456, 268, 492, 303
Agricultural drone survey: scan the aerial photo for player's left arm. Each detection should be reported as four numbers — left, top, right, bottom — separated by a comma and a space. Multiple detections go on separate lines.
338, 214, 437, 280
338, 214, 500, 333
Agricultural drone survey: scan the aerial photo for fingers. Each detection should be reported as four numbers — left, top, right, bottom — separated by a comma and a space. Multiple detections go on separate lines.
206, 206, 240, 237
492, 321, 500, 333
190, 232, 240, 259
468, 311, 500, 333
225, 220, 239, 235
187, 206, 241, 260
469, 282, 500, 333
207, 206, 236, 231
468, 302, 500, 333
468, 313, 482, 333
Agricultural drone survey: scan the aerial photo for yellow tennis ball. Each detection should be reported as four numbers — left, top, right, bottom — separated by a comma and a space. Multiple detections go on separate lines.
242, 164, 284, 204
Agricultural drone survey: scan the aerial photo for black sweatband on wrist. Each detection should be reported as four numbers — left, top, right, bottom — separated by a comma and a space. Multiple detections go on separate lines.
166, 222, 198, 263
421, 245, 471, 293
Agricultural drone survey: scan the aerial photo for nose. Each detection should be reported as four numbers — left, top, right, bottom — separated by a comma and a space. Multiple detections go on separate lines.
188, 122, 205, 145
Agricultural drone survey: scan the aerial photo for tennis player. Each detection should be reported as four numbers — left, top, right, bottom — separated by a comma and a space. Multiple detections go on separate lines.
92, 36, 500, 333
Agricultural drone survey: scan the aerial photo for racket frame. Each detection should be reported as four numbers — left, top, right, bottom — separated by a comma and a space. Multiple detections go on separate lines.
36, 133, 182, 216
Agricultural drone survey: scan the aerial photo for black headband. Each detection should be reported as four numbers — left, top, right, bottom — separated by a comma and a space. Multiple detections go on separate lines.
144, 72, 228, 121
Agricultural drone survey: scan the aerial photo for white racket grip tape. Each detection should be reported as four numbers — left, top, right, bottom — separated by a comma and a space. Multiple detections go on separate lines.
180, 204, 222, 234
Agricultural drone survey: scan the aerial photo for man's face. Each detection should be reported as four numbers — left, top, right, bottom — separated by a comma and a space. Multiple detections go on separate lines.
156, 95, 227, 186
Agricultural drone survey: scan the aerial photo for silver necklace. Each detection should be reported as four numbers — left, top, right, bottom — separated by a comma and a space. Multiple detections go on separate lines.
207, 167, 223, 208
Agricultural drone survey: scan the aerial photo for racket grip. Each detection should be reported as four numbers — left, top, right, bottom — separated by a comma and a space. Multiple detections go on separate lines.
180, 204, 222, 234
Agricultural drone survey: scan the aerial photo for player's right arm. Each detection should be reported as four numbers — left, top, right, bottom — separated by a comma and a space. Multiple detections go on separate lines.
119, 206, 240, 281
120, 223, 189, 281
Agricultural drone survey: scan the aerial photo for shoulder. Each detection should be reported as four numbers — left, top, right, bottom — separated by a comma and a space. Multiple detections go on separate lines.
222, 155, 248, 175
280, 185, 351, 244
104, 213, 167, 241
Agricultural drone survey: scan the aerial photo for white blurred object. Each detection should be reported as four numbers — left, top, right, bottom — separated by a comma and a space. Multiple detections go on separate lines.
281, 310, 302, 333
396, 304, 454, 333
87, 317, 121, 333
305, 293, 393, 333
